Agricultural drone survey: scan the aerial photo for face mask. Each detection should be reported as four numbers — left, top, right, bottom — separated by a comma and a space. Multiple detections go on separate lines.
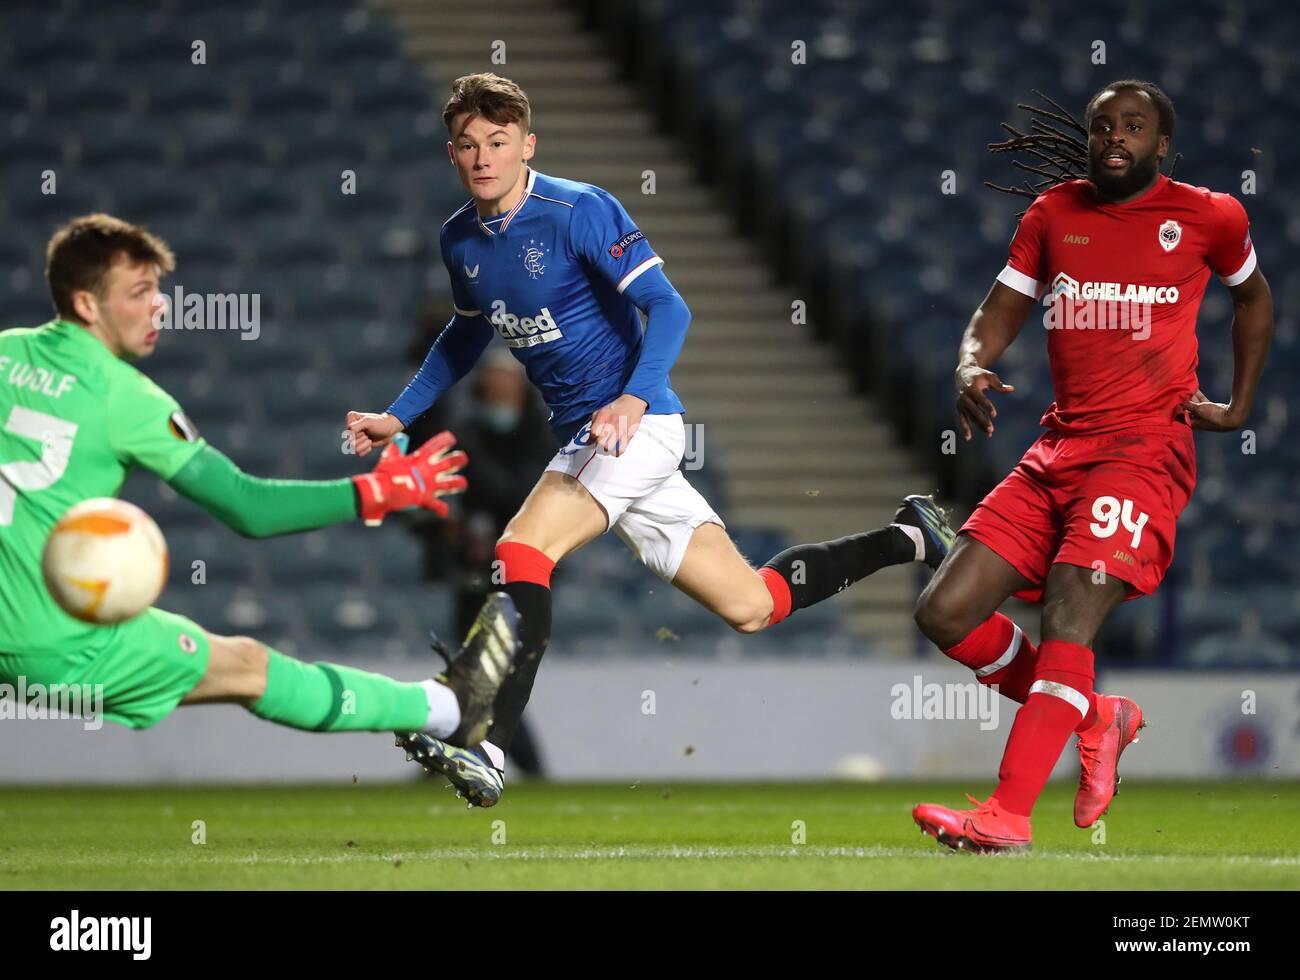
480, 403, 520, 433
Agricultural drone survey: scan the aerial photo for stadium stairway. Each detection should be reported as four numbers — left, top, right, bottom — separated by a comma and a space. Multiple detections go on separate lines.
370, 0, 936, 656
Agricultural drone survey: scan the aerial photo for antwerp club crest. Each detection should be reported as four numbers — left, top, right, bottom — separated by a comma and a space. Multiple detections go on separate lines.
519, 240, 548, 279
1158, 219, 1182, 252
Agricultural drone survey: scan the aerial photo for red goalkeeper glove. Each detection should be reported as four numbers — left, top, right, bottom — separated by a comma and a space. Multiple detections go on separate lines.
352, 430, 468, 526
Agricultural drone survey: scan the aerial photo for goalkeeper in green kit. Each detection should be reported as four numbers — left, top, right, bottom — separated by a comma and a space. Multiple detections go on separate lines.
0, 213, 520, 754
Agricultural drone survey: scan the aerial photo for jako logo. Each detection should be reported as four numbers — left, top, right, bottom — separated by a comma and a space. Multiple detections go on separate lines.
488, 301, 564, 349
50, 910, 151, 960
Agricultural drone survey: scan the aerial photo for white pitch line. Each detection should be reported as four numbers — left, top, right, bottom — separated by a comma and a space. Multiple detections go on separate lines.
27, 846, 1300, 869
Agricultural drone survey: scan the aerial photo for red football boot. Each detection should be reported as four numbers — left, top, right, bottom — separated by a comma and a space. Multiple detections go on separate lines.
912, 794, 1032, 854
1074, 694, 1146, 828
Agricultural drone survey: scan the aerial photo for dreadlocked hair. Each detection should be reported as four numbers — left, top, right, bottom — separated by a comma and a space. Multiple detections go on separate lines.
984, 89, 1182, 215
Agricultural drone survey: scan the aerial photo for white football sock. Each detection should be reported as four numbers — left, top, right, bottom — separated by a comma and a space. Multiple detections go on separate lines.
480, 739, 506, 772
891, 522, 927, 562
420, 679, 460, 738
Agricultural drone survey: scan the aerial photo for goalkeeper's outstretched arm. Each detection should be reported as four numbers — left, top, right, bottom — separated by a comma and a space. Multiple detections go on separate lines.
165, 432, 468, 538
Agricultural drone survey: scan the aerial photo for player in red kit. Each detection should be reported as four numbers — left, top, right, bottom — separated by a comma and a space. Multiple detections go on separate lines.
911, 81, 1274, 852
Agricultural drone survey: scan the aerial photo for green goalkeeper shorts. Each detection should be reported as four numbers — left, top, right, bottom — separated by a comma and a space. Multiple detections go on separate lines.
0, 608, 210, 730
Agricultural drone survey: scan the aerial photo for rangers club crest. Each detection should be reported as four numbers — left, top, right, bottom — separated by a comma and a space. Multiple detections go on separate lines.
519, 239, 548, 279
1158, 219, 1182, 252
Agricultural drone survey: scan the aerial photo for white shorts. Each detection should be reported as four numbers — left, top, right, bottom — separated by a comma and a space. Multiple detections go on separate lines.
544, 413, 723, 581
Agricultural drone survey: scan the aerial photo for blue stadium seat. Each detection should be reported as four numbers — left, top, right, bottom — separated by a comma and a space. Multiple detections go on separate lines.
633, 0, 1300, 664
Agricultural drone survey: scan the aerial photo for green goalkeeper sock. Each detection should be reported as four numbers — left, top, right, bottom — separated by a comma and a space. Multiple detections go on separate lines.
250, 648, 456, 734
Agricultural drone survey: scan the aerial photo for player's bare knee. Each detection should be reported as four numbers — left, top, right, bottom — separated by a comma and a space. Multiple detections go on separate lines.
912, 597, 943, 643
729, 611, 766, 634
913, 588, 970, 648
724, 595, 774, 634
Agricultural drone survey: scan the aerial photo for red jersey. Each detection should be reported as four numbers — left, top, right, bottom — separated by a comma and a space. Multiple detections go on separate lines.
996, 174, 1256, 434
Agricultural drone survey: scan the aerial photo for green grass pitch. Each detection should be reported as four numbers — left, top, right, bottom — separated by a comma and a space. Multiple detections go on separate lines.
2, 780, 1297, 889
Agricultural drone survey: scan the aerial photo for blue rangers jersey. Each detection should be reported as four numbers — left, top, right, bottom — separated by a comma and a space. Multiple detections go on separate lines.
388, 167, 689, 443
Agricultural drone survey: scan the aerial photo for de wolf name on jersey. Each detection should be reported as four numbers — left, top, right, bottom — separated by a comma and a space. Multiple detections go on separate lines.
439, 168, 682, 437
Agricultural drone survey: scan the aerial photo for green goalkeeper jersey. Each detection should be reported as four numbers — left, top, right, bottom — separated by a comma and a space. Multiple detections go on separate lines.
0, 320, 205, 656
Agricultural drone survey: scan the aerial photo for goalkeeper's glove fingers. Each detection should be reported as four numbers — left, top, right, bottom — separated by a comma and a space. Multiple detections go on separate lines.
352, 431, 469, 525
411, 430, 468, 477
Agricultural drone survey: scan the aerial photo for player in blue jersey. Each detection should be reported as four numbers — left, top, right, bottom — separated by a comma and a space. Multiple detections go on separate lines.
348, 73, 952, 805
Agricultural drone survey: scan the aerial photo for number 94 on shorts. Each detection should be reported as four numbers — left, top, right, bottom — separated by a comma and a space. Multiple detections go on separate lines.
960, 424, 1197, 600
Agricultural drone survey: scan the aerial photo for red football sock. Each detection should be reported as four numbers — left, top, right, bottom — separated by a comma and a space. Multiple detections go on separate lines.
993, 639, 1096, 817
757, 567, 792, 626
495, 540, 555, 587
941, 613, 1038, 703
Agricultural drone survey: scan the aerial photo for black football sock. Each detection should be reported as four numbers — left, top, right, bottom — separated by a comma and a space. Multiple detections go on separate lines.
760, 525, 916, 617
483, 580, 551, 755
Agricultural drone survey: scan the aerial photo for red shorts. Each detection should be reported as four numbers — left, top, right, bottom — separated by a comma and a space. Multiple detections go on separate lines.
961, 423, 1197, 601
